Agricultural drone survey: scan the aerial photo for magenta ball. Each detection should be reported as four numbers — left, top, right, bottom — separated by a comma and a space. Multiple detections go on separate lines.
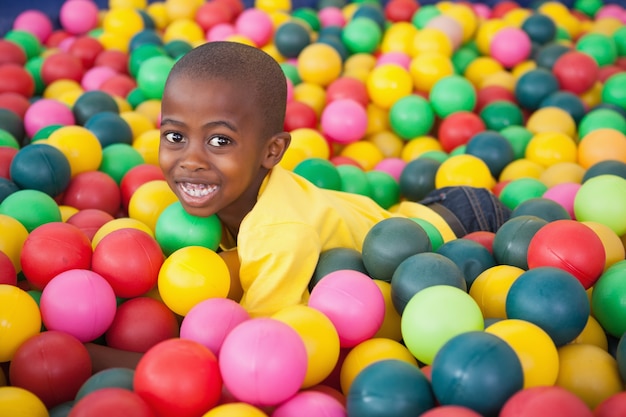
81, 66, 118, 91
235, 9, 273, 47
374, 157, 406, 181
272, 390, 347, 417
307, 269, 385, 348
13, 10, 53, 43
23, 98, 76, 138
376, 51, 411, 69
40, 269, 117, 342
180, 298, 250, 357
207, 23, 236, 42
319, 7, 346, 27
321, 99, 368, 145
542, 182, 581, 220
219, 318, 308, 406
59, 0, 100, 35
490, 27, 532, 68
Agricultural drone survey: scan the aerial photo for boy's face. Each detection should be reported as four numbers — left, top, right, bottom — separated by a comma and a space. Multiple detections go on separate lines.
159, 74, 287, 224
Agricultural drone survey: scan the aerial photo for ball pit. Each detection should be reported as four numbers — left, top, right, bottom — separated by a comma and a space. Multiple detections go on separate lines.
1, 0, 626, 415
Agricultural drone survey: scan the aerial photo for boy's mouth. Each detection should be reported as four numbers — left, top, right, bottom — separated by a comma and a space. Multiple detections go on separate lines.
178, 182, 218, 199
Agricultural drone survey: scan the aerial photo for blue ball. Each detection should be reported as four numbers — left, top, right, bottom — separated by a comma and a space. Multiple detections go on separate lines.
521, 13, 557, 45
465, 131, 515, 178
431, 331, 523, 417
506, 266, 590, 346
347, 359, 436, 417
84, 111, 134, 148
436, 238, 496, 290
9, 143, 71, 197
515, 68, 560, 110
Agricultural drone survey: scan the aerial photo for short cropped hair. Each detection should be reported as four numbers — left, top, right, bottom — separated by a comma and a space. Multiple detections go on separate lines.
166, 41, 288, 138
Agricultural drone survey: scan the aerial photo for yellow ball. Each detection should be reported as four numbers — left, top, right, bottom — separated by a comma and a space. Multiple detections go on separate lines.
0, 214, 29, 272
582, 221, 625, 271
511, 60, 537, 79
47, 126, 103, 177
0, 285, 42, 362
340, 141, 385, 171
279, 146, 307, 171
56, 89, 83, 108
288, 128, 331, 160
525, 131, 578, 167
133, 129, 161, 166
255, 0, 291, 14
366, 64, 413, 109
578, 128, 626, 170
499, 159, 545, 182
99, 30, 131, 53
91, 217, 154, 249
120, 111, 155, 139
158, 246, 230, 316
401, 136, 443, 162
0, 386, 48, 417
297, 43, 343, 87
538, 162, 585, 187
365, 103, 389, 136
365, 130, 404, 159
411, 28, 453, 58
409, 52, 455, 93
503, 8, 532, 27
589, 17, 623, 37
435, 154, 496, 189
579, 81, 603, 109
464, 56, 504, 88
479, 71, 516, 91
147, 2, 170, 30
43, 80, 83, 100
526, 107, 577, 138
272, 305, 340, 388
380, 22, 418, 55
340, 337, 418, 394
109, 0, 148, 9
268, 11, 291, 29
135, 99, 163, 126
555, 343, 623, 409
475, 19, 508, 56
261, 42, 285, 63
344, 52, 377, 75
165, 0, 201, 21
203, 402, 268, 417
102, 7, 144, 38
163, 18, 205, 44
486, 319, 559, 388
293, 82, 327, 116
442, 3, 478, 44
373, 280, 402, 341
59, 205, 79, 222
469, 264, 524, 319
570, 315, 608, 351
128, 180, 178, 232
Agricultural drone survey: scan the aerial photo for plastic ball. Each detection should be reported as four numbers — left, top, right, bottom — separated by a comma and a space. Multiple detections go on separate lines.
401, 285, 484, 365
490, 27, 532, 68
0, 189, 62, 232
388, 94, 434, 140
157, 246, 230, 316
366, 63, 413, 109
62, 170, 121, 216
84, 111, 133, 148
128, 179, 177, 231
347, 359, 434, 417
321, 99, 367, 144
492, 215, 547, 269
429, 75, 476, 118
0, 386, 49, 417
431, 331, 523, 417
69, 388, 154, 417
9, 143, 71, 197
203, 402, 268, 417
437, 111, 486, 153
469, 264, 524, 320
308, 269, 384, 347
465, 131, 515, 179
499, 385, 594, 417
47, 125, 103, 176
310, 247, 368, 291
576, 33, 617, 67
219, 318, 307, 406
40, 269, 117, 342
293, 157, 341, 190
602, 73, 626, 110
540, 91, 587, 125
511, 197, 570, 222
325, 76, 369, 109
552, 51, 599, 94
582, 220, 625, 271
134, 338, 221, 417
574, 174, 626, 236
273, 390, 345, 417
595, 392, 626, 417
521, 13, 557, 45
591, 261, 626, 338
435, 154, 495, 189
479, 100, 524, 132
341, 17, 383, 55
9, 330, 91, 409
60, 0, 100, 35
579, 108, 626, 137
119, 163, 165, 210
436, 238, 497, 289
0, 284, 41, 362
23, 98, 75, 138
578, 128, 626, 170
284, 101, 317, 131
274, 21, 311, 58
515, 68, 560, 110
0, 39, 27, 66
0, 250, 17, 286
398, 157, 440, 202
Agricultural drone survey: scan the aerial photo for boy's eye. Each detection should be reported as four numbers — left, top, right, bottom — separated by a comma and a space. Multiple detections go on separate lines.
164, 132, 184, 143
208, 135, 231, 147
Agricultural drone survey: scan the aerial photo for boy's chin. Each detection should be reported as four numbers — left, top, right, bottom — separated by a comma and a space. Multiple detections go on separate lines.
179, 204, 216, 218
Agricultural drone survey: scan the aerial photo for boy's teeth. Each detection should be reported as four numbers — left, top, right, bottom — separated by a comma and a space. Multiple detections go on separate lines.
181, 183, 216, 197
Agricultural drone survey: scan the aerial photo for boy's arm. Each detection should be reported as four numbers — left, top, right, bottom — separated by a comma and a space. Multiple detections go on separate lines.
85, 343, 143, 373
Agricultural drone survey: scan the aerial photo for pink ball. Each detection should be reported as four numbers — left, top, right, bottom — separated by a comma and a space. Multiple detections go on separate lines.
319, 7, 346, 28
180, 298, 250, 357
499, 386, 593, 417
425, 15, 464, 50
320, 99, 368, 145
596, 5, 625, 22
23, 98, 75, 138
235, 9, 274, 47
81, 66, 118, 91
542, 182, 581, 220
472, 4, 492, 20
272, 390, 347, 417
40, 269, 117, 342
374, 157, 406, 181
58, 36, 77, 53
59, 0, 100, 36
595, 392, 626, 417
376, 51, 411, 69
219, 318, 308, 406
206, 23, 236, 42
490, 27, 532, 68
13, 10, 53, 43
307, 269, 385, 348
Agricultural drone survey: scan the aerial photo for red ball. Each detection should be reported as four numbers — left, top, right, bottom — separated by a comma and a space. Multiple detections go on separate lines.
94, 50, 129, 75
120, 164, 165, 211
99, 74, 137, 98
41, 51, 85, 85
491, 1, 520, 19
46, 30, 73, 48
476, 85, 516, 113
500, 385, 593, 417
326, 77, 369, 108
0, 250, 17, 286
62, 170, 122, 216
20, 222, 93, 290
598, 65, 622, 83
437, 111, 486, 153
284, 100, 318, 131
134, 338, 222, 417
330, 155, 363, 168
0, 92, 30, 119
595, 392, 626, 417
195, 1, 235, 32
0, 40, 27, 66
552, 51, 599, 95
384, 0, 419, 23
421, 406, 482, 417
69, 388, 155, 417
9, 330, 92, 409
215, 0, 244, 19
463, 231, 495, 254
527, 219, 605, 289
0, 64, 35, 97
69, 36, 105, 70
91, 228, 164, 298
106, 297, 179, 353
0, 146, 18, 179
66, 208, 115, 241
492, 179, 511, 197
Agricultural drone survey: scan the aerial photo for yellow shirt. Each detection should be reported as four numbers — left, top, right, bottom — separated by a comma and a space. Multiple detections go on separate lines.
221, 166, 455, 317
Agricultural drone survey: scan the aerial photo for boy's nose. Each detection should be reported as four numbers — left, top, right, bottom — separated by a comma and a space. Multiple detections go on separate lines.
180, 143, 209, 171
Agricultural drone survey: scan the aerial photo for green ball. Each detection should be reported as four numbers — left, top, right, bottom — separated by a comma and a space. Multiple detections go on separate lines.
366, 170, 400, 209
100, 144, 145, 184
310, 247, 368, 291
480, 100, 524, 132
574, 0, 604, 17
24, 56, 45, 96
411, 5, 441, 29
399, 157, 441, 202
411, 218, 444, 251
429, 75, 477, 118
419, 150, 448, 163
292, 7, 321, 32
578, 108, 626, 138
492, 215, 547, 270
500, 125, 533, 160
574, 174, 626, 236
280, 62, 301, 85
449, 144, 466, 157
336, 164, 371, 197
137, 55, 175, 100
341, 17, 382, 54
294, 157, 342, 190
164, 40, 193, 59
499, 178, 548, 210
75, 368, 135, 402
0, 129, 19, 149
0, 108, 25, 144
155, 201, 222, 257
389, 95, 435, 140
401, 285, 484, 365
127, 88, 148, 109
129, 44, 167, 78
73, 91, 119, 126
5, 30, 41, 60
575, 33, 617, 67
32, 124, 63, 142
613, 26, 626, 57
602, 73, 626, 111
591, 260, 626, 338
0, 189, 62, 232
452, 46, 479, 75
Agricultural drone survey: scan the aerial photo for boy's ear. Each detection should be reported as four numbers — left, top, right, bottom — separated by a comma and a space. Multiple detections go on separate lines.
263, 132, 291, 168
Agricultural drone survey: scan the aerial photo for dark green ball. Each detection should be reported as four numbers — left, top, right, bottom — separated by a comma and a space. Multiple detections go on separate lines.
73, 91, 119, 126
310, 247, 368, 292
492, 215, 547, 270
399, 158, 441, 202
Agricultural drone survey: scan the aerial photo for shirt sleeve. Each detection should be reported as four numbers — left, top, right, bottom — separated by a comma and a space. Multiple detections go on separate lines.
237, 222, 321, 317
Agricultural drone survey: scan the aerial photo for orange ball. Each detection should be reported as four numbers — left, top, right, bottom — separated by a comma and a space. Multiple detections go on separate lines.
578, 128, 626, 170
